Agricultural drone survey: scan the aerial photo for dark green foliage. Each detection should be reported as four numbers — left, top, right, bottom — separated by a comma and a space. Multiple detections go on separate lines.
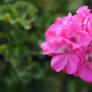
0, 0, 92, 92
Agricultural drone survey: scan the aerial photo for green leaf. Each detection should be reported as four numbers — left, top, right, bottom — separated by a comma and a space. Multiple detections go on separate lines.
0, 1, 37, 29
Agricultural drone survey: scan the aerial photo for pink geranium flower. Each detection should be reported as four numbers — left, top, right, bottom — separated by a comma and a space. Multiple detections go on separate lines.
79, 46, 92, 83
49, 37, 83, 74
40, 5, 92, 83
45, 13, 72, 41
65, 21, 91, 47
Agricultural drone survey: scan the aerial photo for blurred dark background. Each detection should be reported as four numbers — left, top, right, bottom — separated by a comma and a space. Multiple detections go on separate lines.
0, 0, 92, 92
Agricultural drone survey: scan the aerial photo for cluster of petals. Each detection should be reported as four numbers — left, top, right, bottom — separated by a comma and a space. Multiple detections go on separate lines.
40, 6, 92, 83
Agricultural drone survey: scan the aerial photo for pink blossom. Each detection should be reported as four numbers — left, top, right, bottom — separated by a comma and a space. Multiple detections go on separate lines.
45, 13, 72, 41
64, 21, 91, 47
73, 6, 91, 30
79, 47, 92, 83
48, 36, 83, 74
46, 17, 91, 48
45, 23, 62, 41
76, 6, 90, 22
40, 5, 92, 83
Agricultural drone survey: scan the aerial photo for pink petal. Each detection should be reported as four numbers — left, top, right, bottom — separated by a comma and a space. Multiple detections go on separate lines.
68, 21, 82, 33
73, 71, 79, 77
51, 54, 68, 72
64, 54, 81, 74
45, 13, 72, 41
67, 25, 91, 46
72, 15, 82, 24
45, 23, 62, 41
48, 36, 73, 54
76, 6, 90, 21
79, 63, 92, 83
60, 12, 72, 24
75, 31, 91, 46
86, 14, 92, 38
40, 42, 52, 55
55, 17, 63, 24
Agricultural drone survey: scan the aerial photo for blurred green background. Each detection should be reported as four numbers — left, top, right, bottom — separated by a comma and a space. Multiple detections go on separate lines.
0, 0, 92, 92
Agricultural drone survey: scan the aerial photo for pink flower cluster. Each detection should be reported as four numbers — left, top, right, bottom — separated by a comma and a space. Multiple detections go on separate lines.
40, 6, 92, 83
